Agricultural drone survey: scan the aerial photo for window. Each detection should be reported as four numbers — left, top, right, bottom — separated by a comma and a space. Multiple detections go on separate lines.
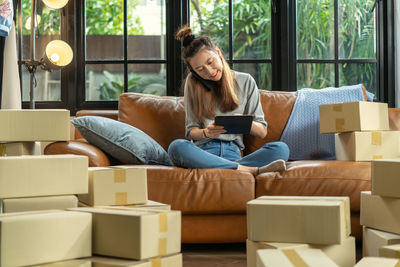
16, 0, 394, 111
296, 0, 377, 95
190, 0, 272, 90
82, 0, 166, 103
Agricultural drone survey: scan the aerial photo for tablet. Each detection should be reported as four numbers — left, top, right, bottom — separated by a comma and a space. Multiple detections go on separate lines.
214, 115, 253, 134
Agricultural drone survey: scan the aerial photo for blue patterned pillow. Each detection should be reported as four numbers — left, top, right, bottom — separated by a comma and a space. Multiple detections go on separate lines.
72, 116, 172, 165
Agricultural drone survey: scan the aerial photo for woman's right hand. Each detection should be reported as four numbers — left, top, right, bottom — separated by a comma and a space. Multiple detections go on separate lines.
204, 122, 226, 138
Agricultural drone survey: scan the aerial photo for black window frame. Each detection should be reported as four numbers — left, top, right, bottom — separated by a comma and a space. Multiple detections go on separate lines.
17, 0, 395, 113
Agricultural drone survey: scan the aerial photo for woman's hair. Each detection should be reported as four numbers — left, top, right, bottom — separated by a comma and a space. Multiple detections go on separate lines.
176, 25, 239, 122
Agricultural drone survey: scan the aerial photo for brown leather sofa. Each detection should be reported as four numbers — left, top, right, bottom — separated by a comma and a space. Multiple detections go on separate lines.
45, 90, 400, 243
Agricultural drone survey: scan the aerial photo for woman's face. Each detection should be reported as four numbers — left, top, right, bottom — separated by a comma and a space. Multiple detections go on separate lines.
188, 47, 223, 81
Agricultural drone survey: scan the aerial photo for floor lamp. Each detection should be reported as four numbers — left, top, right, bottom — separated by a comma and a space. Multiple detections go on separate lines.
22, 0, 73, 109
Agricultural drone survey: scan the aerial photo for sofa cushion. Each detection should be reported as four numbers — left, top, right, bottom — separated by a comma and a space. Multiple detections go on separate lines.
243, 90, 296, 155
121, 165, 255, 215
255, 160, 371, 212
71, 116, 172, 165
119, 93, 185, 152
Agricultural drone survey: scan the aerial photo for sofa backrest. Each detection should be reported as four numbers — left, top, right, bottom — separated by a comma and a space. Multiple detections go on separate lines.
119, 90, 297, 154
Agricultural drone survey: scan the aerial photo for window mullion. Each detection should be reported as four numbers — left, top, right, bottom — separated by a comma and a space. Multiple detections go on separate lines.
123, 0, 128, 93
334, 0, 339, 87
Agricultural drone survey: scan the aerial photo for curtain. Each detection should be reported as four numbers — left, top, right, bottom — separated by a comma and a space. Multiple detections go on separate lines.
2, 21, 21, 109
396, 0, 400, 107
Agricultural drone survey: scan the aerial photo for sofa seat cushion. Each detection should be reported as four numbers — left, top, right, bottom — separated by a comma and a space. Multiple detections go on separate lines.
255, 160, 371, 212
124, 165, 254, 215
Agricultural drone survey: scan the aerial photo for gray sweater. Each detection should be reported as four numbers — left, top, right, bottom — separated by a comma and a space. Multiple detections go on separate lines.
184, 71, 267, 150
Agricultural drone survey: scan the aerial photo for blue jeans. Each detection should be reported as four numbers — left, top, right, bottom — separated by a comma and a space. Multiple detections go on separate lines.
168, 139, 290, 169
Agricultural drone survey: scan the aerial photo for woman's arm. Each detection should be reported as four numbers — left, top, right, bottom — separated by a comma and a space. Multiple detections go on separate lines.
250, 121, 267, 139
189, 124, 226, 140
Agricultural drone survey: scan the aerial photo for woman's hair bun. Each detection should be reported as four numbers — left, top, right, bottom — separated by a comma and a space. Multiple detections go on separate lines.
176, 25, 193, 41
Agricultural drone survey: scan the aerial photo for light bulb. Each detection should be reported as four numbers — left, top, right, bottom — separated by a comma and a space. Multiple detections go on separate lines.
50, 53, 60, 64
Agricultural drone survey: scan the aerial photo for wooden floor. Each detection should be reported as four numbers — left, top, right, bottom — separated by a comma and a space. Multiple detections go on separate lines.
181, 241, 363, 267
182, 243, 247, 267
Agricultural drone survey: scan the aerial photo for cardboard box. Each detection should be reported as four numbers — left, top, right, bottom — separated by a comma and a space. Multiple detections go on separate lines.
78, 200, 171, 210
247, 196, 350, 244
363, 226, 400, 257
0, 109, 70, 141
247, 236, 355, 267
78, 167, 147, 206
319, 101, 389, 134
0, 142, 40, 156
379, 244, 400, 258
88, 253, 182, 267
371, 159, 400, 197
69, 207, 181, 260
0, 210, 91, 266
0, 155, 88, 198
354, 257, 400, 266
360, 191, 400, 235
34, 259, 91, 267
256, 248, 338, 267
335, 131, 400, 161
2, 195, 78, 213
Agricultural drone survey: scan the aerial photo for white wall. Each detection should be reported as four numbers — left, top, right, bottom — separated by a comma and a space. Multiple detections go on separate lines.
395, 0, 400, 107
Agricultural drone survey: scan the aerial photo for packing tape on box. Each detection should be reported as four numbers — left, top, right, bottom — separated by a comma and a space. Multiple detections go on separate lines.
332, 103, 343, 112
114, 169, 126, 183
0, 144, 5, 156
158, 213, 168, 256
113, 169, 128, 205
282, 249, 308, 267
371, 131, 382, 146
115, 192, 128, 205
335, 118, 345, 132
257, 197, 350, 236
151, 258, 162, 267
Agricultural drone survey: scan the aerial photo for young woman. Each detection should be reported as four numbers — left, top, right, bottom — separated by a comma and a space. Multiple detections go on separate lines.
168, 25, 289, 175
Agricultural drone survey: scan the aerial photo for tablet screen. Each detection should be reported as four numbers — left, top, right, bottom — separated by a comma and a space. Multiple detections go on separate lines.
214, 115, 253, 134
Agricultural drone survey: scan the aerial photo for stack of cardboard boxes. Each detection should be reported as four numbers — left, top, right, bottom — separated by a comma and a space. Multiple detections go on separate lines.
73, 165, 182, 267
246, 196, 355, 267
357, 159, 400, 265
0, 110, 182, 267
0, 109, 92, 266
319, 101, 400, 266
319, 101, 397, 161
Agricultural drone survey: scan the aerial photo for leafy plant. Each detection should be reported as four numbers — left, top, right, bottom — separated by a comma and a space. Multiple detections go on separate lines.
97, 71, 166, 100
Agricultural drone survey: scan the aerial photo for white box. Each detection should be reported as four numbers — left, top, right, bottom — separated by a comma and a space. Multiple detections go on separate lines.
256, 248, 338, 267
247, 236, 355, 267
247, 196, 350, 244
78, 167, 147, 206
0, 155, 88, 198
363, 226, 400, 257
2, 195, 78, 213
0, 109, 70, 141
0, 210, 91, 266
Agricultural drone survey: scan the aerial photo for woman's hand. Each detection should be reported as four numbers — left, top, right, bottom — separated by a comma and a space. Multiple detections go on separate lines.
204, 122, 226, 138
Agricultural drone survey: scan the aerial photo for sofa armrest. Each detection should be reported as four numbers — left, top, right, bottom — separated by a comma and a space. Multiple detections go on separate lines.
44, 140, 111, 167
389, 108, 400, 130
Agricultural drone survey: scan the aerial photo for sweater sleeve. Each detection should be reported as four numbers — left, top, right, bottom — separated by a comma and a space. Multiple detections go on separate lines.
243, 74, 267, 130
184, 77, 202, 140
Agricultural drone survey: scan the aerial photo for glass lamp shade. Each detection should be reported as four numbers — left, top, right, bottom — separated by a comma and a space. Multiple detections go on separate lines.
43, 40, 73, 70
42, 0, 69, 9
